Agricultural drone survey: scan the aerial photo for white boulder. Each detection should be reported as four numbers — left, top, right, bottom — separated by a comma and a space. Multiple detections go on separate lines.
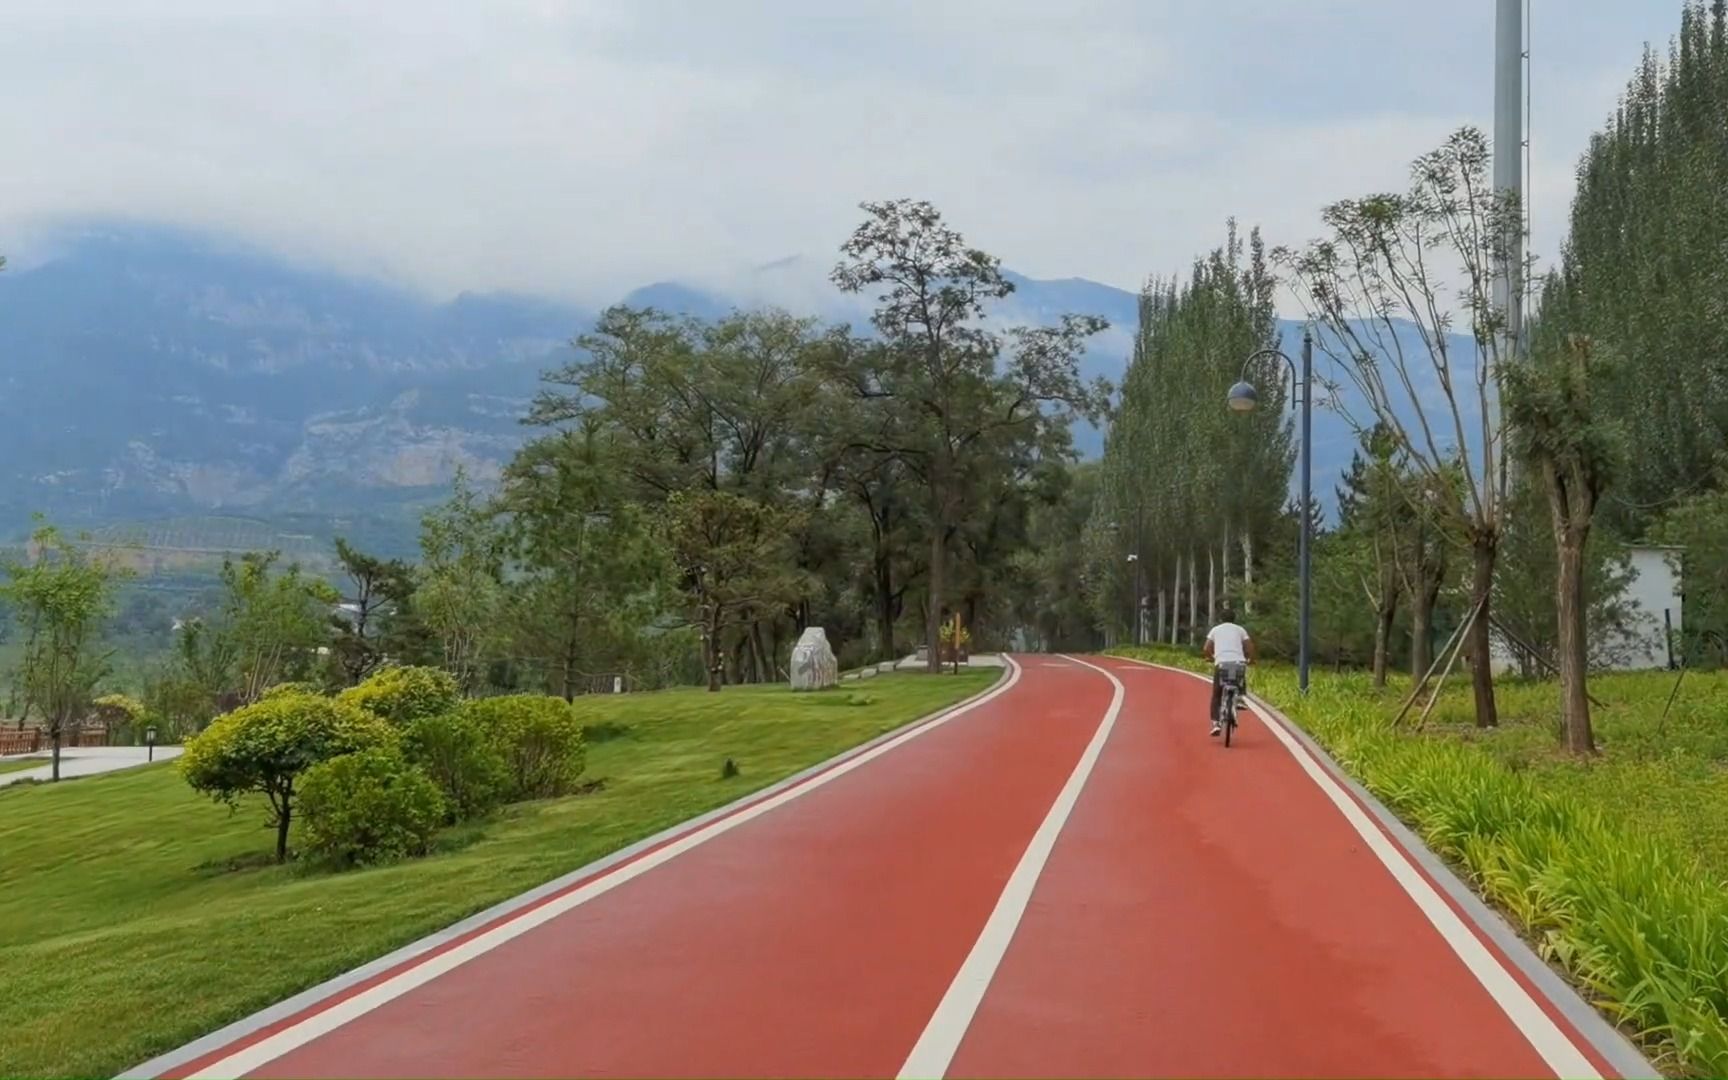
790, 627, 839, 691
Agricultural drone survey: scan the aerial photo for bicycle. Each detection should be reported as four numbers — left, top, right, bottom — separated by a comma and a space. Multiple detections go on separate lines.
1216, 661, 1246, 748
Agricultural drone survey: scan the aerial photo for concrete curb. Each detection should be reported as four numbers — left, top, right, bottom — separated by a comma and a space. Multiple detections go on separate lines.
117, 667, 1012, 1080
1116, 655, 1658, 1080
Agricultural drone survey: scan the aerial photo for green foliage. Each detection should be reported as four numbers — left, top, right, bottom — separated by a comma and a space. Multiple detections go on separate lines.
664, 489, 810, 690
328, 537, 418, 686
1659, 481, 1728, 666
0, 522, 127, 774
178, 692, 395, 861
417, 470, 507, 692
402, 709, 508, 821
495, 421, 674, 699
260, 681, 319, 700
831, 198, 1108, 670
1557, 0, 1728, 536
462, 694, 588, 800
337, 664, 461, 728
297, 748, 445, 867
1090, 223, 1290, 647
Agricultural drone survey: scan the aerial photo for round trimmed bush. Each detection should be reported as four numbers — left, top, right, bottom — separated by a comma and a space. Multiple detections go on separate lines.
260, 681, 321, 701
463, 695, 588, 800
297, 748, 446, 867
403, 710, 509, 822
179, 692, 395, 862
338, 665, 461, 728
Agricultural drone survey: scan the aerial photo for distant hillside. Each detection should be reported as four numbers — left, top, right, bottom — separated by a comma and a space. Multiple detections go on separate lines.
0, 223, 1478, 554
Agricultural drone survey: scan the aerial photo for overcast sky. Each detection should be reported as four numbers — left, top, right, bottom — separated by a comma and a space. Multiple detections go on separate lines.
0, 1, 1687, 306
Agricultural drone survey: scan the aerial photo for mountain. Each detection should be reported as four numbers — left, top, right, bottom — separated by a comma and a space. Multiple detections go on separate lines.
0, 224, 1477, 553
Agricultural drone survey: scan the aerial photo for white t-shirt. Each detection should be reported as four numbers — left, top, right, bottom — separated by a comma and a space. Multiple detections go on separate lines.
1206, 622, 1250, 665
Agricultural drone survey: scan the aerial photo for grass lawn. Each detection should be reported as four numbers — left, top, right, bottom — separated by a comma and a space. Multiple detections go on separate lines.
0, 671, 996, 1079
0, 756, 48, 776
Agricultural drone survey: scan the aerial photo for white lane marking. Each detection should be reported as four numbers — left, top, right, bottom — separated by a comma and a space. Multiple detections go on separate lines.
183, 659, 1028, 1080
897, 654, 1124, 1080
1113, 657, 1600, 1080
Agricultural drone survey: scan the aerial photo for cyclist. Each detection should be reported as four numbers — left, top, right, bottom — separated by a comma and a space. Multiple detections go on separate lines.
1202, 605, 1255, 736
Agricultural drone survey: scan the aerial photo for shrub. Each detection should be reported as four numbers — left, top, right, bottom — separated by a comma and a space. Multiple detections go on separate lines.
179, 693, 394, 862
260, 681, 320, 701
463, 695, 587, 800
402, 710, 509, 822
337, 665, 461, 728
297, 748, 445, 867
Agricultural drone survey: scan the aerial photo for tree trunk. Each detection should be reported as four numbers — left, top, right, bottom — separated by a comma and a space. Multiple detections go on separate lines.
51, 725, 62, 782
749, 623, 771, 684
1219, 522, 1231, 608
1372, 592, 1397, 689
875, 551, 896, 662
1410, 582, 1434, 681
1169, 555, 1181, 645
1555, 521, 1597, 755
1466, 532, 1500, 728
1187, 549, 1198, 645
1206, 545, 1217, 627
927, 526, 945, 674
704, 608, 722, 692
276, 801, 292, 863
1155, 585, 1166, 643
1241, 530, 1255, 616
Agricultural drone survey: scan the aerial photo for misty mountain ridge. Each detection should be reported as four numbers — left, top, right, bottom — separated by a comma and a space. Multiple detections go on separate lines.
0, 224, 1474, 552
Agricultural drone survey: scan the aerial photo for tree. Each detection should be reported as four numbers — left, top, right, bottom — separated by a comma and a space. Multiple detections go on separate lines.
418, 470, 506, 691
328, 538, 415, 687
1504, 331, 1625, 754
497, 423, 670, 699
1279, 127, 1522, 727
178, 691, 393, 862
1560, 2, 1728, 536
1095, 224, 1292, 648
1335, 424, 1406, 686
831, 199, 1108, 672
0, 523, 126, 781
663, 489, 807, 691
216, 552, 338, 704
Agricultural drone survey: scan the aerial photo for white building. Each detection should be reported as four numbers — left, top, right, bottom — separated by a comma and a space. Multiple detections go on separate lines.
1618, 544, 1682, 670
1490, 543, 1682, 674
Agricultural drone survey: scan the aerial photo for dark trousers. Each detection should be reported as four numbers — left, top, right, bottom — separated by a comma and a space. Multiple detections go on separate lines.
1209, 662, 1247, 724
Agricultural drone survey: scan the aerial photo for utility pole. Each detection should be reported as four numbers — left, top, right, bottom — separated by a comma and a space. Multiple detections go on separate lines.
1493, 0, 1525, 359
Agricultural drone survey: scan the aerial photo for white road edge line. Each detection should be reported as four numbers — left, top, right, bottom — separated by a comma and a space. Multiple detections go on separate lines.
1117, 656, 1600, 1080
180, 658, 1028, 1080
896, 654, 1124, 1080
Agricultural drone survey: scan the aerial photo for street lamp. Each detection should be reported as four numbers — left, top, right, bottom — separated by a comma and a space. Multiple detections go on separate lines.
1226, 330, 1313, 694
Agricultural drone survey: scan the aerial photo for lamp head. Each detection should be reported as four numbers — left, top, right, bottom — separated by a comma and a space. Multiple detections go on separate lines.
1226, 381, 1259, 412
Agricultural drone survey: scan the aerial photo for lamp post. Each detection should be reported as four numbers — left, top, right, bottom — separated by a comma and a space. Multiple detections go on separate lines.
1106, 508, 1148, 646
1227, 330, 1313, 694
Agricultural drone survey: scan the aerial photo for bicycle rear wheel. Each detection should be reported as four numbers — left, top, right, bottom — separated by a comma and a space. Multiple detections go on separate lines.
1222, 688, 1236, 747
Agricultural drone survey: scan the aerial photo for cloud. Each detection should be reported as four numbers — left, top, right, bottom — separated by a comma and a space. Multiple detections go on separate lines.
0, 0, 1686, 307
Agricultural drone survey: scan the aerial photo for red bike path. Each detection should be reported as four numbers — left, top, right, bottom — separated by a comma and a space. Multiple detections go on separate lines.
131, 655, 1644, 1079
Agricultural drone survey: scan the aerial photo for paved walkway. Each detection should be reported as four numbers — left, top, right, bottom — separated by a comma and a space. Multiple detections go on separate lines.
126, 657, 1649, 1079
0, 745, 183, 787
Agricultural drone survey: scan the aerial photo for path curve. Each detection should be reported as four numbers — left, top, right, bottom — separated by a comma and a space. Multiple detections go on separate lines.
125, 656, 1648, 1079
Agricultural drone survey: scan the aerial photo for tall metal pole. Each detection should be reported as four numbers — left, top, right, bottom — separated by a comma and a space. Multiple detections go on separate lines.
1493, 0, 1525, 358
1298, 331, 1313, 694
